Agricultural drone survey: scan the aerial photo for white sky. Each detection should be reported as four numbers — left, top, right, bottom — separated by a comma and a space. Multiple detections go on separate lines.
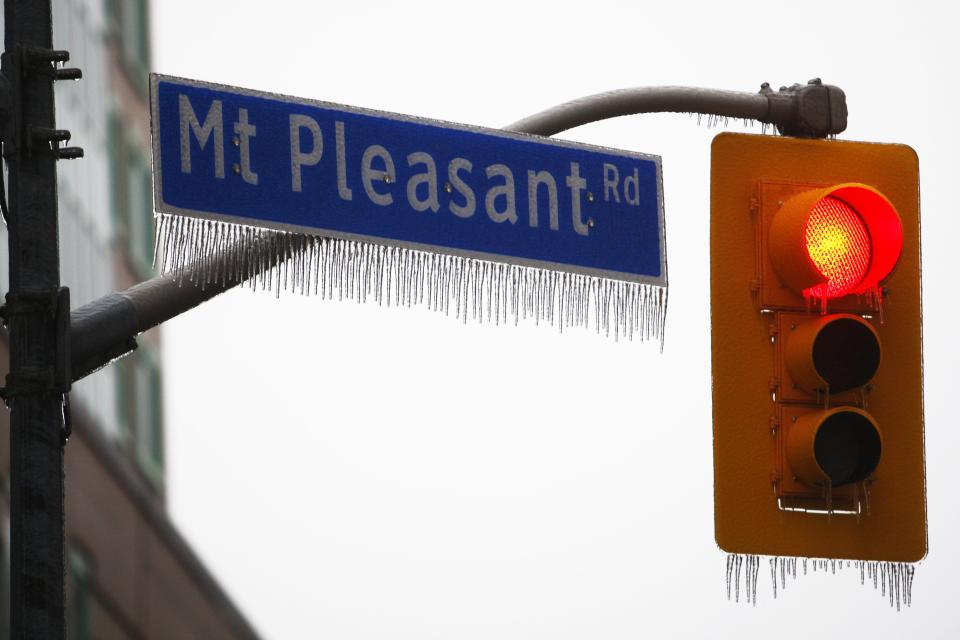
152, 1, 960, 638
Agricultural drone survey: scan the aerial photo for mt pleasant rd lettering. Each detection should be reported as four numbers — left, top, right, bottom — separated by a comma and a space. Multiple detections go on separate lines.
153, 76, 666, 285
182, 93, 601, 235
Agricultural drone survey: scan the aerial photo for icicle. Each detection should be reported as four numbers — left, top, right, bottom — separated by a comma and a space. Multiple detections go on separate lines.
906, 564, 915, 607
726, 555, 734, 601
769, 557, 778, 599
894, 563, 901, 611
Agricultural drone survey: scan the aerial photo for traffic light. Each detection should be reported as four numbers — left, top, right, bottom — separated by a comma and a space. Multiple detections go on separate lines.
710, 133, 925, 563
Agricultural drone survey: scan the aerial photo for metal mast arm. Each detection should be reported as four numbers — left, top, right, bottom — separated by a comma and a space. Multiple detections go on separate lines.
71, 269, 240, 380
70, 241, 275, 381
504, 80, 846, 138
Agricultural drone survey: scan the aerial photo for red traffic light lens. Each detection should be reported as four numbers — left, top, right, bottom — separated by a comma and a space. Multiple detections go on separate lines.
768, 183, 903, 302
804, 197, 871, 299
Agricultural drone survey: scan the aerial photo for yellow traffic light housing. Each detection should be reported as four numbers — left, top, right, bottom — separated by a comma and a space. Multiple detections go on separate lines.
710, 133, 925, 563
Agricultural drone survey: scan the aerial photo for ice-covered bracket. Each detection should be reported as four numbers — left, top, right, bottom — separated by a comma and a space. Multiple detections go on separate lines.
150, 75, 668, 341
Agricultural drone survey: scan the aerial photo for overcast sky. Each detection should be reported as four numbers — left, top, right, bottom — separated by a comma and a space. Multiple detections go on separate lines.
152, 1, 959, 638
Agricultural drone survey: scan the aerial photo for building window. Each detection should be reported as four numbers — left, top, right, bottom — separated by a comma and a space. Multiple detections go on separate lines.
107, 0, 150, 94
127, 151, 155, 268
66, 547, 92, 640
108, 114, 156, 278
108, 114, 130, 237
117, 347, 165, 487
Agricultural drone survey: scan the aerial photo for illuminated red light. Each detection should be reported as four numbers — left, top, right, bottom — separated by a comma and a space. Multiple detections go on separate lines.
768, 183, 903, 308
804, 197, 871, 299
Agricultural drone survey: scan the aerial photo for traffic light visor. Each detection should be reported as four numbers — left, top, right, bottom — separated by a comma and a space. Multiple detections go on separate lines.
769, 184, 903, 299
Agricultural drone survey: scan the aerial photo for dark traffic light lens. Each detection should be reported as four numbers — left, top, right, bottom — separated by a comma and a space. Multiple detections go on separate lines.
812, 317, 881, 392
813, 410, 881, 486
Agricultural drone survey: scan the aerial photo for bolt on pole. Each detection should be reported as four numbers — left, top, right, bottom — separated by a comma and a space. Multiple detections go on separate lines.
2, 0, 82, 636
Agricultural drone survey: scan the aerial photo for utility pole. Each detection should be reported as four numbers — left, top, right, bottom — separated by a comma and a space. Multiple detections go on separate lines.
2, 0, 81, 636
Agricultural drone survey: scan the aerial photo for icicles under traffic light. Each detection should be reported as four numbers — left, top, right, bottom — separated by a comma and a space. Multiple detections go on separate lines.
725, 554, 916, 610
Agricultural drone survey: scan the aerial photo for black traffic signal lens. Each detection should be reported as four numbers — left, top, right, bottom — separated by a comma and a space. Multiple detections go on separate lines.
814, 410, 881, 486
812, 317, 881, 392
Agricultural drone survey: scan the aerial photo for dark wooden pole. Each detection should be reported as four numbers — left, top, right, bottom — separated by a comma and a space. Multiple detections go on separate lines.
3, 1, 81, 636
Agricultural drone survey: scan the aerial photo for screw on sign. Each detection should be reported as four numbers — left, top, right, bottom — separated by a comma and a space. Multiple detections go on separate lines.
710, 133, 925, 608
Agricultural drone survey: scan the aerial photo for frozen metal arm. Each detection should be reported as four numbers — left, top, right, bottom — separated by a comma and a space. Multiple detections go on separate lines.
504, 80, 846, 138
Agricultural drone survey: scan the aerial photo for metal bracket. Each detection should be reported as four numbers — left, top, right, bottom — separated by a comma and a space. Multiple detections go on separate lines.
0, 286, 59, 321
28, 125, 83, 159
760, 78, 846, 138
0, 287, 72, 403
0, 46, 83, 160
23, 46, 82, 82
0, 366, 55, 400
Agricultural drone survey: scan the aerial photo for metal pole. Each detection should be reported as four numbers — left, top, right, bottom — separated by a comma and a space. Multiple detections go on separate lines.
2, 0, 81, 636
503, 81, 847, 138
70, 241, 280, 382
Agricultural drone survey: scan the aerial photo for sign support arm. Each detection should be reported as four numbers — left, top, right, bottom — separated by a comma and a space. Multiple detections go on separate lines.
504, 81, 847, 138
70, 241, 279, 382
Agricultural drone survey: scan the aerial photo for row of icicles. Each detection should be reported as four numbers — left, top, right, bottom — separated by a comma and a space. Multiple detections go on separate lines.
726, 555, 915, 610
153, 213, 668, 342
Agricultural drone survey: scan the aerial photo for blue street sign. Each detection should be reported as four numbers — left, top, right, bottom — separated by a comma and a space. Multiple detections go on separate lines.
150, 75, 666, 286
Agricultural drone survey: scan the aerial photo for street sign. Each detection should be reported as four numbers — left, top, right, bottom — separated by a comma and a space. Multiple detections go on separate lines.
150, 75, 666, 287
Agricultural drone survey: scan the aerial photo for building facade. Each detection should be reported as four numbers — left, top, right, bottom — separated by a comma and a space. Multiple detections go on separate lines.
0, 1, 260, 637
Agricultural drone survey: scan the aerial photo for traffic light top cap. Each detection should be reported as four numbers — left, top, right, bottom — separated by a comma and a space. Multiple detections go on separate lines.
768, 182, 903, 300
